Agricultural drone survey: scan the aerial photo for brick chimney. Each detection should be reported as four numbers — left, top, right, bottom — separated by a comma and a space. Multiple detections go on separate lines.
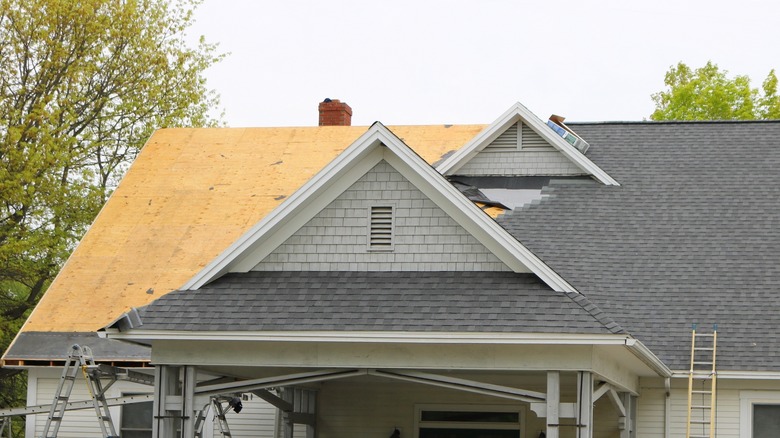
318, 98, 352, 126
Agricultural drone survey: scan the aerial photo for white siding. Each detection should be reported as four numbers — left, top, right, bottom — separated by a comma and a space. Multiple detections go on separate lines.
254, 160, 511, 272
29, 368, 153, 438
218, 394, 278, 438
457, 123, 584, 176
636, 378, 780, 438
635, 388, 665, 438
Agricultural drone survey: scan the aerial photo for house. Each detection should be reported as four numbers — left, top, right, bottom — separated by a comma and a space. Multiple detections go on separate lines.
3, 99, 780, 438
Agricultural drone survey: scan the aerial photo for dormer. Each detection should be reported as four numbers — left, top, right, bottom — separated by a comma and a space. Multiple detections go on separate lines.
437, 103, 618, 185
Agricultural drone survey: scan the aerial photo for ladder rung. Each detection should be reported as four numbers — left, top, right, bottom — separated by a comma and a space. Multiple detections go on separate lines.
691, 405, 712, 409
694, 347, 714, 350
692, 390, 712, 394
695, 333, 715, 337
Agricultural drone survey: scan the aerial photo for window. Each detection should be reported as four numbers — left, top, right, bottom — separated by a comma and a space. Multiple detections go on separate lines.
740, 391, 780, 438
416, 405, 523, 438
121, 396, 153, 438
752, 404, 780, 437
368, 205, 394, 251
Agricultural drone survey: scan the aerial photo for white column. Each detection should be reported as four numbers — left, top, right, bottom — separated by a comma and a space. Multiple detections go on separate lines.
181, 366, 198, 438
282, 388, 294, 438
576, 371, 593, 438
546, 371, 560, 438
153, 365, 180, 438
619, 393, 636, 438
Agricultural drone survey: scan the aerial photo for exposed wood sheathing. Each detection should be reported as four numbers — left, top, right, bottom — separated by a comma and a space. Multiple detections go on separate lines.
22, 125, 485, 332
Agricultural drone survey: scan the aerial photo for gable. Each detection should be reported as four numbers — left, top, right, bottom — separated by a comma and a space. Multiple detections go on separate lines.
184, 123, 576, 292
255, 160, 511, 272
436, 103, 619, 185
455, 121, 586, 176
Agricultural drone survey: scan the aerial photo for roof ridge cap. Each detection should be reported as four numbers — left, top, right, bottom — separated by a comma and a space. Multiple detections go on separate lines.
564, 291, 627, 335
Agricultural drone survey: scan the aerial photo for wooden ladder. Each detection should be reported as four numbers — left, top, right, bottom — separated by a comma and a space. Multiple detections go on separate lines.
686, 324, 717, 438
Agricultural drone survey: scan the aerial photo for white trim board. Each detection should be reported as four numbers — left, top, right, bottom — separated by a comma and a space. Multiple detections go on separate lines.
435, 102, 620, 186
739, 390, 780, 438
181, 122, 577, 293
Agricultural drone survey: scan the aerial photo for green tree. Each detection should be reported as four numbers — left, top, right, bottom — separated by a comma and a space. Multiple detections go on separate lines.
0, 0, 222, 416
651, 61, 780, 121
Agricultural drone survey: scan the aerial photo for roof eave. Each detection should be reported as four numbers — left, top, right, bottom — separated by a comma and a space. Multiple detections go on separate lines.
103, 329, 635, 345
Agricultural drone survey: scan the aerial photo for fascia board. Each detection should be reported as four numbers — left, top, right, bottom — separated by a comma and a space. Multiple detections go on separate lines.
669, 370, 780, 380
104, 329, 633, 345
182, 126, 389, 290
436, 102, 620, 186
375, 126, 576, 291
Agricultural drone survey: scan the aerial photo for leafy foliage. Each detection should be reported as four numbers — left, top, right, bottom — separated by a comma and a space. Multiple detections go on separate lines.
651, 61, 780, 121
0, 0, 222, 415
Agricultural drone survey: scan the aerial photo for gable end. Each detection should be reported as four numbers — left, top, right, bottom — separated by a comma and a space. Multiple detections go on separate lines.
254, 161, 512, 272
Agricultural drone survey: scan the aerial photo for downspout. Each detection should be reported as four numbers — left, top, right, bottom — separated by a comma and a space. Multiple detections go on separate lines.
664, 377, 671, 438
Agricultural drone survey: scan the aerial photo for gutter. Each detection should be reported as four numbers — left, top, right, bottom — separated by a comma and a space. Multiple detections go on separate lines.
102, 329, 638, 345
669, 370, 780, 380
624, 338, 672, 377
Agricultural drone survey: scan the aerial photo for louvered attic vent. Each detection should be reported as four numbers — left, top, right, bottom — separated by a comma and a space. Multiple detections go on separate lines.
485, 121, 554, 152
368, 205, 394, 251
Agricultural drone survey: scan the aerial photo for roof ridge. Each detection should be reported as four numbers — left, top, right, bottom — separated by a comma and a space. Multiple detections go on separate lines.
563, 291, 627, 335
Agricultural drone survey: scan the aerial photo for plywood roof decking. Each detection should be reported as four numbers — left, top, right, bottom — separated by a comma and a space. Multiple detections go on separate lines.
21, 125, 486, 332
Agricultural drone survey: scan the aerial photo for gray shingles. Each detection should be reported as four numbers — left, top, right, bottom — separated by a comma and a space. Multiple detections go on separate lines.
137, 272, 619, 335
497, 121, 780, 371
4, 332, 150, 361
127, 121, 780, 372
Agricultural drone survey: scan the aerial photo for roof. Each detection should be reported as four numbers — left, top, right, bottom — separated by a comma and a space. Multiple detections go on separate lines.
17, 125, 485, 334
496, 120, 780, 370
3, 332, 149, 366
9, 112, 780, 373
131, 271, 624, 334
180, 122, 576, 293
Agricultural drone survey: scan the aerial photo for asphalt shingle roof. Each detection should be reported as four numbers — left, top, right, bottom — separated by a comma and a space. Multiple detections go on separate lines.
137, 271, 624, 335
118, 121, 780, 373
497, 121, 780, 371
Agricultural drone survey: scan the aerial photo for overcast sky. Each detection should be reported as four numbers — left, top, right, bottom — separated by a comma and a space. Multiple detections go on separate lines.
187, 0, 780, 127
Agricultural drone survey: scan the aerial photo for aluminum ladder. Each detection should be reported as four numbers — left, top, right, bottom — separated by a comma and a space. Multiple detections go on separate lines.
686, 324, 717, 438
0, 417, 12, 438
42, 345, 86, 437
41, 345, 119, 438
194, 398, 233, 438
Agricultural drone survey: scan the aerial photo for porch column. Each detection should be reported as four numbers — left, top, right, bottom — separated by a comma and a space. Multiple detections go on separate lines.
618, 393, 637, 438
576, 371, 593, 438
546, 371, 560, 438
281, 388, 294, 438
181, 366, 198, 438
153, 365, 180, 438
